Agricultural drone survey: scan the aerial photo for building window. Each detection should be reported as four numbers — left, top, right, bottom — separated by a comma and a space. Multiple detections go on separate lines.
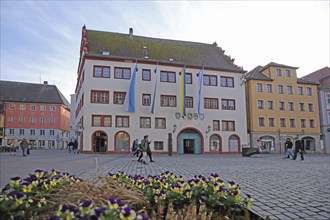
204, 98, 218, 109
50, 106, 56, 111
266, 84, 273, 93
50, 118, 55, 124
91, 90, 109, 104
185, 73, 192, 84
40, 130, 45, 136
30, 129, 35, 135
306, 87, 312, 96
50, 130, 55, 136
161, 95, 176, 107
222, 121, 235, 131
308, 103, 313, 112
9, 129, 14, 135
278, 85, 284, 94
299, 103, 305, 111
30, 105, 36, 111
114, 67, 130, 79
92, 115, 112, 127
298, 87, 303, 95
257, 100, 264, 109
18, 117, 25, 123
256, 83, 263, 92
113, 92, 126, 104
19, 104, 26, 110
280, 118, 286, 127
30, 117, 36, 123
285, 69, 291, 77
288, 102, 294, 111
268, 101, 274, 110
40, 105, 46, 111
269, 118, 275, 127
279, 101, 285, 110
160, 71, 176, 83
309, 119, 315, 128
94, 66, 110, 78
222, 99, 235, 110
19, 129, 24, 135
220, 76, 234, 87
203, 75, 217, 86
8, 116, 14, 123
287, 86, 293, 94
276, 69, 282, 76
142, 69, 151, 81
140, 117, 151, 128
186, 96, 193, 108
258, 117, 265, 127
40, 118, 45, 124
116, 116, 129, 127
142, 94, 151, 106
154, 141, 164, 150
326, 93, 330, 108
290, 119, 295, 128
301, 119, 306, 128
213, 120, 220, 131
9, 104, 15, 110
155, 118, 166, 129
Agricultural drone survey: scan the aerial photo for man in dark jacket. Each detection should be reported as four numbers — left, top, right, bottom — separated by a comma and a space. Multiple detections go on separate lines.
292, 137, 304, 160
283, 138, 294, 159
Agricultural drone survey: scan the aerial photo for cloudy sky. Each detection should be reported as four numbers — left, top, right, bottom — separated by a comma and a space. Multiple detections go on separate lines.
1, 1, 329, 102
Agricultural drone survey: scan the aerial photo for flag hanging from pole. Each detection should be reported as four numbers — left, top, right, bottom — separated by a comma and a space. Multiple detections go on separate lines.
150, 62, 158, 114
197, 67, 204, 115
123, 63, 137, 112
180, 67, 186, 116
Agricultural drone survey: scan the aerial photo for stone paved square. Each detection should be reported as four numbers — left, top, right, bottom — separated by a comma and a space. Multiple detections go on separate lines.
1, 150, 329, 219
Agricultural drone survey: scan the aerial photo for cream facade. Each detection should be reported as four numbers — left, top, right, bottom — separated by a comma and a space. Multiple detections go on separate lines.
245, 63, 321, 153
73, 26, 248, 154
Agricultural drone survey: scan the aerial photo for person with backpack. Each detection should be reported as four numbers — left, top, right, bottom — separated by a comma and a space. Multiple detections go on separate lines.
138, 135, 150, 164
20, 138, 29, 157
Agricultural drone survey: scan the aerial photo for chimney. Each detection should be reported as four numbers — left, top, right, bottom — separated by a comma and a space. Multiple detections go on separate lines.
43, 81, 48, 85
129, 28, 133, 37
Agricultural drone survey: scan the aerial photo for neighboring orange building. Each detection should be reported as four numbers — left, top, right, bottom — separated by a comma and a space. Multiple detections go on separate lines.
0, 81, 71, 149
245, 62, 321, 153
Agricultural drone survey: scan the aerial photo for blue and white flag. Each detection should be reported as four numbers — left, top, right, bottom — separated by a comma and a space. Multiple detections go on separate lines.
197, 67, 204, 115
123, 63, 137, 112
150, 62, 158, 114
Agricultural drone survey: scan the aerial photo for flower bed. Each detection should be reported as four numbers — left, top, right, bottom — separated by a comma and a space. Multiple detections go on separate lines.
0, 169, 266, 220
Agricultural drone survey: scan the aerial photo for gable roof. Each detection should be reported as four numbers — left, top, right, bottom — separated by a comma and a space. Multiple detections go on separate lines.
245, 65, 273, 81
0, 81, 70, 109
260, 62, 299, 72
83, 28, 245, 73
301, 67, 330, 83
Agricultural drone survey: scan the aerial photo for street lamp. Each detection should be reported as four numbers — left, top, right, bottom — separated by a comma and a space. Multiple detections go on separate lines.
173, 124, 177, 133
206, 125, 211, 134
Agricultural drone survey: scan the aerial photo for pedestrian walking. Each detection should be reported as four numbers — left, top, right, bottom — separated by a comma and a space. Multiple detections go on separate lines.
132, 139, 139, 157
146, 144, 155, 162
68, 140, 75, 155
138, 135, 150, 164
9, 141, 17, 156
256, 139, 262, 152
292, 137, 304, 161
20, 138, 29, 157
283, 138, 294, 159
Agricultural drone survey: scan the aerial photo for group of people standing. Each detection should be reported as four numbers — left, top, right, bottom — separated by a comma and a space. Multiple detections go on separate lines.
131, 135, 155, 164
68, 139, 79, 154
283, 137, 304, 160
9, 138, 30, 157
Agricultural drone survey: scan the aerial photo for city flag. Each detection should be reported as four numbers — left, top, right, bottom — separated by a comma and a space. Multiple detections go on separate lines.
180, 67, 186, 116
197, 67, 204, 115
123, 63, 137, 112
150, 63, 158, 114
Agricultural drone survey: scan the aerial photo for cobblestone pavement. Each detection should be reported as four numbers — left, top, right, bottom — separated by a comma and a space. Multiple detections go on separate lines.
1, 150, 329, 220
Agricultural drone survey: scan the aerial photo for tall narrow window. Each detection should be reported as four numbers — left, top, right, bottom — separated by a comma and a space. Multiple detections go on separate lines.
155, 118, 166, 129
306, 87, 312, 96
142, 94, 151, 106
256, 83, 263, 92
140, 117, 151, 128
213, 120, 220, 131
142, 69, 151, 81
278, 85, 284, 94
298, 87, 303, 95
280, 118, 286, 127
266, 84, 273, 93
290, 119, 295, 128
258, 117, 265, 127
276, 69, 282, 76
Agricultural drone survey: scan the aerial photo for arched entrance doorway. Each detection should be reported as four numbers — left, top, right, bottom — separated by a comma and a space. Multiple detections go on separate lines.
178, 128, 203, 154
115, 131, 130, 152
259, 136, 275, 152
228, 135, 241, 153
301, 136, 316, 151
209, 134, 222, 152
92, 131, 107, 153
